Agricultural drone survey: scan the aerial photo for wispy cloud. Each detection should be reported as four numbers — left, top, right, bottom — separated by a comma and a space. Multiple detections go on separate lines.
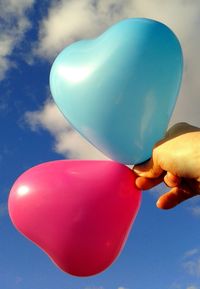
26, 0, 200, 159
170, 283, 182, 289
184, 248, 200, 258
34, 0, 132, 59
183, 260, 200, 277
170, 282, 199, 289
189, 206, 200, 217
186, 197, 200, 218
25, 100, 108, 160
0, 0, 35, 80
170, 281, 199, 289
182, 248, 200, 277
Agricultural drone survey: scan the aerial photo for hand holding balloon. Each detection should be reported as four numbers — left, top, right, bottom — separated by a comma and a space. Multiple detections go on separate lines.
133, 122, 200, 209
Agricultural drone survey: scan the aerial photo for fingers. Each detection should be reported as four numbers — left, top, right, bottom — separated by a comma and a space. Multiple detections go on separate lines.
156, 187, 193, 210
133, 157, 163, 178
164, 172, 181, 188
135, 171, 199, 210
135, 171, 181, 191
135, 174, 164, 190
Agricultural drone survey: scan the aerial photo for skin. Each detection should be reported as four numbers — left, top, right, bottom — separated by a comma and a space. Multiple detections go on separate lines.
133, 123, 200, 210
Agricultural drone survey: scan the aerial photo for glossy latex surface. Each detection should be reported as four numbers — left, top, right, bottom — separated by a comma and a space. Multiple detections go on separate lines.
50, 18, 183, 164
8, 160, 141, 276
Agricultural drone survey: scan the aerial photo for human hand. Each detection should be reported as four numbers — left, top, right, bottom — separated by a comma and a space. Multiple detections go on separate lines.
133, 123, 200, 209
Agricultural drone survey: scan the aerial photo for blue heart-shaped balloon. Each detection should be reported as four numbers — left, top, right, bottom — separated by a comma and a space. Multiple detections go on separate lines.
50, 18, 183, 164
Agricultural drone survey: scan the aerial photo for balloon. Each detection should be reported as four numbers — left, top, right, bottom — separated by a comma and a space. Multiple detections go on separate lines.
50, 18, 183, 165
8, 160, 141, 277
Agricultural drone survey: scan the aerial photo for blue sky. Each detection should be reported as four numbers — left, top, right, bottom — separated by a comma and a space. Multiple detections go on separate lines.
0, 1, 200, 289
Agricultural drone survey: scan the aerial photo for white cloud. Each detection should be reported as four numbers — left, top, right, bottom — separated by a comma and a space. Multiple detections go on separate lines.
190, 206, 200, 217
170, 281, 199, 289
170, 284, 182, 289
35, 0, 133, 59
182, 248, 200, 277
186, 197, 200, 218
184, 248, 200, 258
25, 100, 108, 160
183, 259, 200, 277
28, 0, 200, 159
0, 0, 35, 80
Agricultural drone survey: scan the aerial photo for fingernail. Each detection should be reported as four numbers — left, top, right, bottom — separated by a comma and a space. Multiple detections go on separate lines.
156, 199, 161, 208
156, 198, 166, 209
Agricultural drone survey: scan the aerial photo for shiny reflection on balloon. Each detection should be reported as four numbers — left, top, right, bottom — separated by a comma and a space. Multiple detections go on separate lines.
57, 65, 93, 84
17, 185, 30, 197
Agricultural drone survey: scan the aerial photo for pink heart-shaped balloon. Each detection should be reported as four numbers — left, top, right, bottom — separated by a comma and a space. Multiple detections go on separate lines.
8, 160, 141, 276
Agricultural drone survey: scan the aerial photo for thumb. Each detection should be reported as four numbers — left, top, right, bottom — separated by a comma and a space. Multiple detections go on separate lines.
133, 157, 163, 178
